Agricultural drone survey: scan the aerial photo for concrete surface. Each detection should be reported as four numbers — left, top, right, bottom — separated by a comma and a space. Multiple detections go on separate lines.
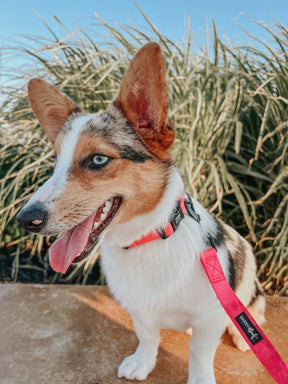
0, 284, 287, 384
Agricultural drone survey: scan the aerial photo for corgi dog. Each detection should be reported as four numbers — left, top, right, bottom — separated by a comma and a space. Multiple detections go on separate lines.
17, 43, 265, 384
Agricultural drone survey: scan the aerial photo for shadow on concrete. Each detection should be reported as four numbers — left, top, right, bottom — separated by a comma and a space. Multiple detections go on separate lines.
0, 285, 188, 384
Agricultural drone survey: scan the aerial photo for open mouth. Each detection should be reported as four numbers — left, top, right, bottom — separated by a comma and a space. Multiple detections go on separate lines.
49, 196, 122, 274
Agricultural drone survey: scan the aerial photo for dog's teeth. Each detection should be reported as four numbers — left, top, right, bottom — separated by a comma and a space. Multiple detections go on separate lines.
93, 222, 100, 230
103, 200, 112, 213
105, 199, 112, 209
100, 213, 107, 221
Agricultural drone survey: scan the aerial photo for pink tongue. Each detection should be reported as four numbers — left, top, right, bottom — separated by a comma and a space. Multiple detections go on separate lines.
49, 211, 96, 274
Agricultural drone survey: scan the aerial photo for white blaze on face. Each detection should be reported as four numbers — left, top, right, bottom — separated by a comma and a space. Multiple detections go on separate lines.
26, 115, 94, 208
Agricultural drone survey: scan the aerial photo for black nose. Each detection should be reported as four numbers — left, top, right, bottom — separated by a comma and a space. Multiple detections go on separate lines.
17, 202, 48, 233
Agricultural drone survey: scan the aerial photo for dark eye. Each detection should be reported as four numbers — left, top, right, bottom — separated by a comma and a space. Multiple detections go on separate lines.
82, 154, 112, 170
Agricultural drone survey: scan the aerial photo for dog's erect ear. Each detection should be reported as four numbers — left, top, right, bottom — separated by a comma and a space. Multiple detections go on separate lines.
114, 43, 174, 159
28, 79, 80, 144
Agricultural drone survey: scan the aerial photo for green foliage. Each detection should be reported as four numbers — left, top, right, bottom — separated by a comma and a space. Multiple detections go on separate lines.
0, 11, 287, 293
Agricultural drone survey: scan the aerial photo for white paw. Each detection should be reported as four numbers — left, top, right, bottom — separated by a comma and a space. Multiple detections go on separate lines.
118, 353, 155, 381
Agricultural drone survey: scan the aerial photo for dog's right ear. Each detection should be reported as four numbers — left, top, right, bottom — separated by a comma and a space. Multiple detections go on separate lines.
28, 79, 80, 144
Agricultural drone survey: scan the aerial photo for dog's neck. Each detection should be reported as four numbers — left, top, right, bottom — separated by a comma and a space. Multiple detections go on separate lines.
104, 167, 185, 248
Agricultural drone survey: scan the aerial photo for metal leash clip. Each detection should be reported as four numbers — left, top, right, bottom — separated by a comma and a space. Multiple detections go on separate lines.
184, 193, 201, 223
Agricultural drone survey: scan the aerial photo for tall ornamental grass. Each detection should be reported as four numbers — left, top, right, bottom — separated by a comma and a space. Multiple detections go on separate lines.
0, 11, 287, 293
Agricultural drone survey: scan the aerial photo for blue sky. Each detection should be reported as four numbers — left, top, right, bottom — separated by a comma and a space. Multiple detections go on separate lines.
1, 0, 288, 46
0, 0, 287, 88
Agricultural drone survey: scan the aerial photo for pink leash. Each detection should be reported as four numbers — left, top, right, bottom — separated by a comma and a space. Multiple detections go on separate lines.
201, 248, 288, 384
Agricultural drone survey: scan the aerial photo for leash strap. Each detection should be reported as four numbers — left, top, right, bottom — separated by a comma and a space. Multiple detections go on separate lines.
201, 248, 288, 384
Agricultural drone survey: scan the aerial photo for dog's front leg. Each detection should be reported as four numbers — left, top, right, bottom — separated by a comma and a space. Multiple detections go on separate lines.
188, 310, 225, 384
118, 311, 160, 381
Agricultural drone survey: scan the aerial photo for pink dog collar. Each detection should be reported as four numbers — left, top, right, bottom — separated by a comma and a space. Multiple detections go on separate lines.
124, 193, 200, 249
124, 197, 187, 248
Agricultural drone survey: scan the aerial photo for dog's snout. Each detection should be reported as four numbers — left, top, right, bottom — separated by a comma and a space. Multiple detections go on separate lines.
17, 202, 48, 233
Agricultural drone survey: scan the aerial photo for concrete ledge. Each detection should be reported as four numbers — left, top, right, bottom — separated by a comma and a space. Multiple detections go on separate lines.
0, 285, 287, 384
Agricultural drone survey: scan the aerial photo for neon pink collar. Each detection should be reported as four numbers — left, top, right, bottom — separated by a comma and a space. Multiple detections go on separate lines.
124, 197, 187, 248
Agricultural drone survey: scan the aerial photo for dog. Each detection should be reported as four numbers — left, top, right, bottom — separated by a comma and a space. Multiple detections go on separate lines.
17, 43, 265, 383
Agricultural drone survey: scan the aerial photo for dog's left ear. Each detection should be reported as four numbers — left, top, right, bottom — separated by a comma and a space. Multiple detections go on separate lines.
114, 43, 174, 159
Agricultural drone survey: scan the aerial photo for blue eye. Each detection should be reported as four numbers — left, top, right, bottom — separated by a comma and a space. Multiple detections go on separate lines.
93, 155, 109, 166
82, 153, 112, 170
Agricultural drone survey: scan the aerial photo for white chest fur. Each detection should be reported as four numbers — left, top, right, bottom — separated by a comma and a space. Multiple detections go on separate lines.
101, 168, 228, 327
